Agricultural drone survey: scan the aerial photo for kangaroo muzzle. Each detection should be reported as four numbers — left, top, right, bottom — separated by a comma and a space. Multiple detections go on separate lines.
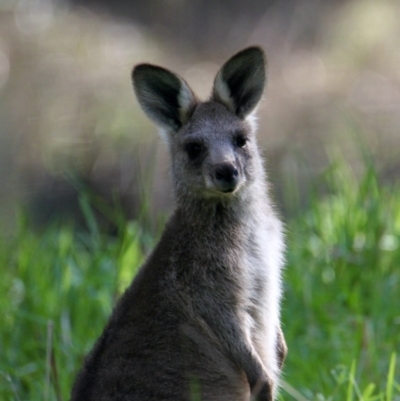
213, 163, 239, 193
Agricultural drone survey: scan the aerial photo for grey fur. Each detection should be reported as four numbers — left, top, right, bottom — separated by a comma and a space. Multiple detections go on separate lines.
70, 46, 287, 401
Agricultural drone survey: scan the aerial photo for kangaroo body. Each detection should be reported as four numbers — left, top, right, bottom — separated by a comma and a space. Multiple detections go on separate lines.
71, 47, 287, 401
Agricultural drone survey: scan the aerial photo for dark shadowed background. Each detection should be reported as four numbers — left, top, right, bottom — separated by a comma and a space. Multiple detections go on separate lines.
0, 0, 399, 233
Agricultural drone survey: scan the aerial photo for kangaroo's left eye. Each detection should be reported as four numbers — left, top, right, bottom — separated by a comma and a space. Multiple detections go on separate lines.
185, 142, 203, 160
235, 135, 247, 148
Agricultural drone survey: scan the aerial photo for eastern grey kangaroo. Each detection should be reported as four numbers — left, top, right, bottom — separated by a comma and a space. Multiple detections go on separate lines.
70, 46, 287, 401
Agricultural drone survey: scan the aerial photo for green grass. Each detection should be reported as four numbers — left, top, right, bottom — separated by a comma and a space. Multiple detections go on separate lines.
281, 162, 400, 400
0, 163, 399, 401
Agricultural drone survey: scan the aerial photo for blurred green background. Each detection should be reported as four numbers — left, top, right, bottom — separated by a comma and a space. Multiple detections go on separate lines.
0, 0, 399, 400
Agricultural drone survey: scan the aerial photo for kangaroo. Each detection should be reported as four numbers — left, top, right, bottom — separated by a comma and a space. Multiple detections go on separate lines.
70, 46, 287, 401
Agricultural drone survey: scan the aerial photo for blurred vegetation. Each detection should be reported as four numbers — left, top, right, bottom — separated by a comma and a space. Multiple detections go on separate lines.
0, 0, 399, 230
283, 161, 400, 399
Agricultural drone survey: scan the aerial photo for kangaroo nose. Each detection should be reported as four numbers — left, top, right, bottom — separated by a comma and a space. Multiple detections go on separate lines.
215, 164, 239, 188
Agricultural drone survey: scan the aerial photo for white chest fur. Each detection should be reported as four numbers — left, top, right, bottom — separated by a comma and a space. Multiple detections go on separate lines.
242, 211, 285, 380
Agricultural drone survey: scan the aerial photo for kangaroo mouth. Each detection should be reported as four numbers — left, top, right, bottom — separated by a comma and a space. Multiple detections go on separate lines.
203, 185, 238, 197
204, 175, 242, 196
212, 178, 239, 194
215, 183, 239, 195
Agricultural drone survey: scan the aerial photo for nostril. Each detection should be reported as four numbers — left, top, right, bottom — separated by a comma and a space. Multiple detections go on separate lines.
215, 168, 224, 181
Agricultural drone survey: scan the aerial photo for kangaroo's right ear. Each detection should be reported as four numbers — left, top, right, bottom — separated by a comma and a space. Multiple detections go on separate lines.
132, 64, 197, 132
212, 47, 266, 119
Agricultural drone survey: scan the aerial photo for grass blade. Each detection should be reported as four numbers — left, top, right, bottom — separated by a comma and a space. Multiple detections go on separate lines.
386, 353, 396, 401
347, 360, 356, 401
280, 379, 311, 401
44, 320, 54, 401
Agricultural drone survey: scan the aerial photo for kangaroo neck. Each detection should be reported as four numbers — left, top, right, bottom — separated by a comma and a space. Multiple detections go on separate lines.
173, 185, 265, 235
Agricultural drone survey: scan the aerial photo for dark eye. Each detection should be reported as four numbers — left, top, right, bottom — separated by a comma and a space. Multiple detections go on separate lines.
185, 143, 203, 160
235, 135, 247, 148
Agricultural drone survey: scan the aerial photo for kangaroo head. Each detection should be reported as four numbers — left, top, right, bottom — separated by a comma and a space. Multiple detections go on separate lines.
132, 47, 266, 199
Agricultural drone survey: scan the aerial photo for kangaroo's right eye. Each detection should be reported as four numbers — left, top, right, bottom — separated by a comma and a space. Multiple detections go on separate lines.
235, 134, 247, 148
185, 143, 203, 160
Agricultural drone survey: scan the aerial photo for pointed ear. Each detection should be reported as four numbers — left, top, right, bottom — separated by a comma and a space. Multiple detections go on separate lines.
212, 46, 266, 118
132, 64, 197, 131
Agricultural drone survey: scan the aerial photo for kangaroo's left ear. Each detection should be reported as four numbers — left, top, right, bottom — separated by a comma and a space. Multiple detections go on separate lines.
133, 64, 197, 132
212, 46, 266, 119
